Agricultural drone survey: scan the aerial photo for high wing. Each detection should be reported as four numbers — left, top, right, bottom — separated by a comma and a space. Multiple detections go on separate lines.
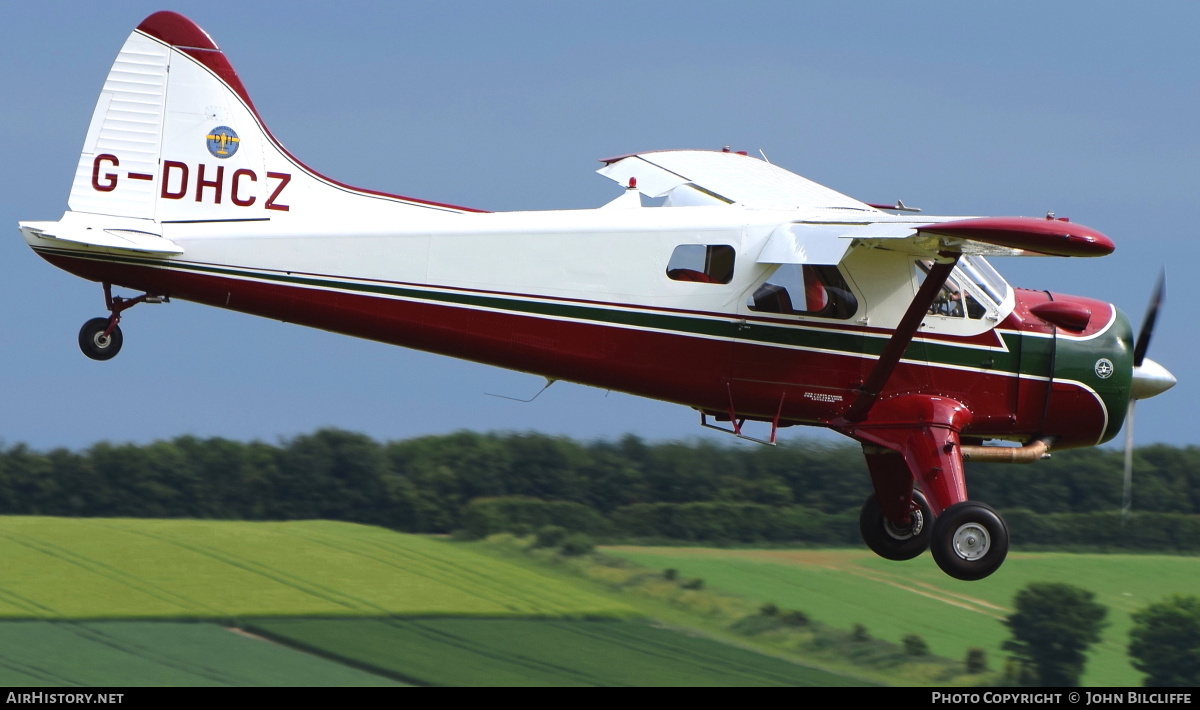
599, 150, 1115, 261
598, 149, 878, 211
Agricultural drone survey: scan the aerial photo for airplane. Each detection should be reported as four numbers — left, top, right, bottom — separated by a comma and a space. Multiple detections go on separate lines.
18, 11, 1176, 581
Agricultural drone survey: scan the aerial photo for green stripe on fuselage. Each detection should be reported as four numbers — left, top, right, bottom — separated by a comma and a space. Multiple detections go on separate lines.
36, 248, 1076, 383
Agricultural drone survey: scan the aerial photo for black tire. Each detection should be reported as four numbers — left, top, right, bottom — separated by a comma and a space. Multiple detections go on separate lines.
78, 317, 123, 361
859, 489, 932, 561
930, 501, 1009, 581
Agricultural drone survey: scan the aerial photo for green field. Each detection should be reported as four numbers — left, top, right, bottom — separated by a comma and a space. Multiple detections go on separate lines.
602, 546, 1200, 687
0, 517, 875, 686
0, 517, 631, 619
11, 516, 1188, 686
0, 621, 405, 687
249, 617, 863, 687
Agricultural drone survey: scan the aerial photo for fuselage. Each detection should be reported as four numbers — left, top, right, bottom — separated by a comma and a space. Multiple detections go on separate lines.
25, 202, 1133, 450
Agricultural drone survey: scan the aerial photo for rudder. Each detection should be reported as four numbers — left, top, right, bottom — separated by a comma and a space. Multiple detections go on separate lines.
68, 11, 479, 225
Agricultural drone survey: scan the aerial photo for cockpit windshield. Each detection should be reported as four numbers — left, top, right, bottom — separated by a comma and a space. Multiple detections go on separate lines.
957, 255, 1009, 306
915, 255, 1009, 320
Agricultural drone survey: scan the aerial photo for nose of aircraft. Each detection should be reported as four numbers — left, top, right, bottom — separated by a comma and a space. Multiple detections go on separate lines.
1131, 357, 1176, 400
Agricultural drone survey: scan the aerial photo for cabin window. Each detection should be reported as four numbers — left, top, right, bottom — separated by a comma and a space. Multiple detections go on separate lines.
915, 261, 986, 319
957, 255, 1009, 305
665, 244, 736, 284
747, 264, 857, 319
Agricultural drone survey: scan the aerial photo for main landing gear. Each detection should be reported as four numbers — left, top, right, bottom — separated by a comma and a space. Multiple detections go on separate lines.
859, 490, 932, 561
929, 501, 1009, 581
77, 283, 167, 361
858, 492, 1009, 581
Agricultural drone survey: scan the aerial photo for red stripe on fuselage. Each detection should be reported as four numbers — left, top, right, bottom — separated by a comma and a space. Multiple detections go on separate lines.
38, 251, 1107, 447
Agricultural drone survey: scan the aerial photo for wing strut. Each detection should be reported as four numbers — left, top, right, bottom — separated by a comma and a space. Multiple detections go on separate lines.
842, 251, 960, 423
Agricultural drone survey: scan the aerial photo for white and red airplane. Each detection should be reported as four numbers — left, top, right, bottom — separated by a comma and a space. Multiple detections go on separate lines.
19, 11, 1175, 580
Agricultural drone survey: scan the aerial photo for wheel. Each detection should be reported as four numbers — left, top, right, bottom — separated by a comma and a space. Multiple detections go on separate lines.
859, 489, 932, 561
78, 317, 123, 361
930, 501, 1009, 581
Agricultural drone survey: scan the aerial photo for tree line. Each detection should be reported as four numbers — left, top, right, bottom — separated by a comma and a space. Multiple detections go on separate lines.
1, 428, 1197, 548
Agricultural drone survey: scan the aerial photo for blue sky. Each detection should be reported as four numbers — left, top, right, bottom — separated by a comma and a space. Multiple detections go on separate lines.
3, 1, 1197, 451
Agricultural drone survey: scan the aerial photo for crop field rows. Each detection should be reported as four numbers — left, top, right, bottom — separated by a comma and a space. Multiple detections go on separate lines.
0, 621, 405, 687
0, 518, 866, 686
0, 618, 858, 687
246, 618, 860, 687
0, 518, 630, 619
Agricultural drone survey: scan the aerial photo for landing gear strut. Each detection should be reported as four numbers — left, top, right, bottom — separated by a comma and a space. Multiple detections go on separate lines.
77, 283, 166, 361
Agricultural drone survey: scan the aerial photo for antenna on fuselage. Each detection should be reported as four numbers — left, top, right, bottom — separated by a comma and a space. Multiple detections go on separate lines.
485, 378, 557, 403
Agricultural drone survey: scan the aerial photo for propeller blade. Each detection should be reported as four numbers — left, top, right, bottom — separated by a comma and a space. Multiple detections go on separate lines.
1133, 271, 1165, 367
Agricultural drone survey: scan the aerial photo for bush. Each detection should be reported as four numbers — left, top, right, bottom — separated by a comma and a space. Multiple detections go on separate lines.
852, 624, 870, 642
609, 502, 860, 544
461, 496, 612, 539
966, 647, 988, 674
902, 634, 930, 656
781, 610, 809, 627
760, 602, 779, 617
532, 524, 568, 549
681, 578, 705, 590
558, 533, 594, 557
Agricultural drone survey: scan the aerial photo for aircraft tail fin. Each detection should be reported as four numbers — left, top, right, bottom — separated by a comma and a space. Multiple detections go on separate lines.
67, 11, 480, 224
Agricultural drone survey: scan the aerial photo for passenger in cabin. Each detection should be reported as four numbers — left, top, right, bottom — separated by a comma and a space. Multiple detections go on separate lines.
749, 265, 856, 319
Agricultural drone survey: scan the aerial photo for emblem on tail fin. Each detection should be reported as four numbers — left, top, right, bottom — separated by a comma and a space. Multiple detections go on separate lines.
206, 127, 240, 158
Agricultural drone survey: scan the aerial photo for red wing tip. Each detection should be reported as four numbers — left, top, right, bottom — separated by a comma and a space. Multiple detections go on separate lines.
919, 216, 1115, 257
137, 11, 218, 50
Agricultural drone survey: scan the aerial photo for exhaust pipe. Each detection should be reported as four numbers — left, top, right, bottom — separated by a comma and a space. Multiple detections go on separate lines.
960, 437, 1056, 464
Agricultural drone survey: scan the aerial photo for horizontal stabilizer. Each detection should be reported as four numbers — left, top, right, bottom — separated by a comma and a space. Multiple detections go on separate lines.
19, 218, 183, 254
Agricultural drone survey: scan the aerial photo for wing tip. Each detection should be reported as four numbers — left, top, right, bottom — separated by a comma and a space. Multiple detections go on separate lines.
919, 216, 1115, 258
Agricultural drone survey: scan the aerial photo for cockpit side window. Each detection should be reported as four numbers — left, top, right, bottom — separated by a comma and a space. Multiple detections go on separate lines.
747, 264, 857, 319
915, 261, 987, 319
666, 244, 735, 284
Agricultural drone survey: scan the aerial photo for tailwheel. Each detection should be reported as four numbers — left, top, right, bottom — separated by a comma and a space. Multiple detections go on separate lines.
930, 501, 1009, 581
859, 489, 932, 561
78, 317, 123, 361
76, 284, 168, 361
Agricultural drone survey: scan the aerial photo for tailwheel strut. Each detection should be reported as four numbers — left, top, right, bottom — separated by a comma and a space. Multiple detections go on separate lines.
78, 283, 168, 361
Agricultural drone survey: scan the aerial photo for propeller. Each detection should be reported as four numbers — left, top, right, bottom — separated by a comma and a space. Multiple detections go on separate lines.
1133, 272, 1164, 368
1123, 272, 1174, 517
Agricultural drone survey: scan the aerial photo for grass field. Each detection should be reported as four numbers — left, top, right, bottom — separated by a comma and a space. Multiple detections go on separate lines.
247, 617, 866, 687
0, 621, 405, 686
9, 516, 1188, 686
0, 517, 632, 619
0, 517, 875, 686
602, 546, 1200, 687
